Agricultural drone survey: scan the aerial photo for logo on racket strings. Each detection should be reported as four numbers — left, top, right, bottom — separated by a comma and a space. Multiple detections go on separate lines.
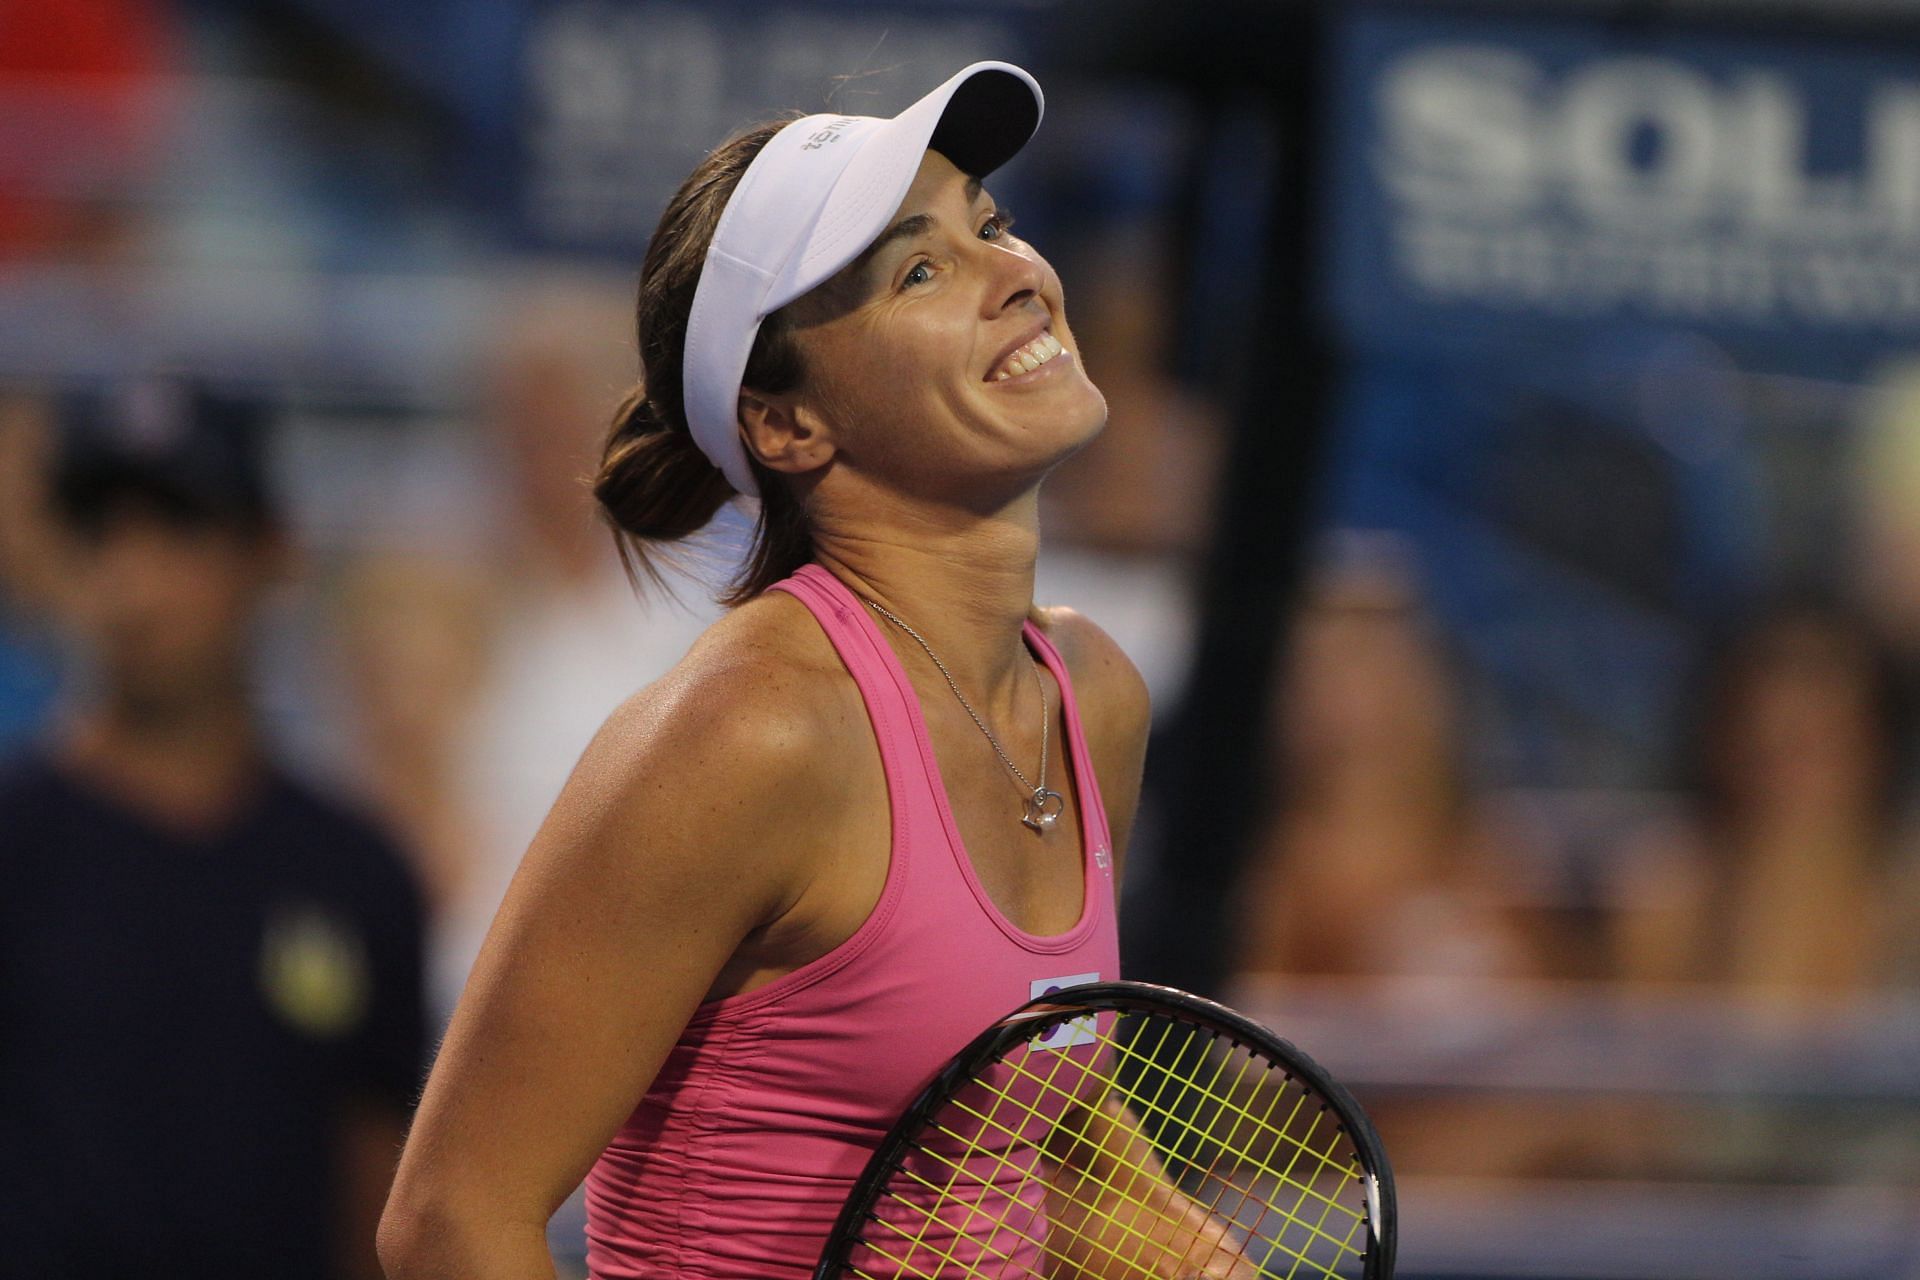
1029, 973, 1100, 1050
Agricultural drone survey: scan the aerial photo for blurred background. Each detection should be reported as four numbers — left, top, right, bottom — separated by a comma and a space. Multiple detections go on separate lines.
3, 0, 1920, 1276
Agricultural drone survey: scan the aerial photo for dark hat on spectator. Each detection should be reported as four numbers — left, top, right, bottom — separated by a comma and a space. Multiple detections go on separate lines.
51, 374, 276, 534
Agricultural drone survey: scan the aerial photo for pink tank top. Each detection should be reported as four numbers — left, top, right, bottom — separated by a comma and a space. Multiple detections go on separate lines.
583, 563, 1122, 1279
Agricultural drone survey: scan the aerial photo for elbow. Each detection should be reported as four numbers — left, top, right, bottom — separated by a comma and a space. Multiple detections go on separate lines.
377, 1175, 465, 1280
377, 1172, 550, 1279
375, 1191, 430, 1280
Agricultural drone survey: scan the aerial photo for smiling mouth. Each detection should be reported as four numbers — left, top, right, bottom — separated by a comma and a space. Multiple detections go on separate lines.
989, 331, 1067, 381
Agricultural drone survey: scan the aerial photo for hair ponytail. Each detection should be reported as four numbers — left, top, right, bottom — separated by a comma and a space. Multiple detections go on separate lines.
596, 385, 732, 531
592, 120, 817, 607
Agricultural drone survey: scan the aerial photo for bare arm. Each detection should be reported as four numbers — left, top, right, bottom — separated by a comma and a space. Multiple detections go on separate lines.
338, 1099, 407, 1280
377, 652, 834, 1279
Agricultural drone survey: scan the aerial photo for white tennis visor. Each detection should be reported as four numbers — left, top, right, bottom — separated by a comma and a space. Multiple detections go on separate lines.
682, 61, 1044, 495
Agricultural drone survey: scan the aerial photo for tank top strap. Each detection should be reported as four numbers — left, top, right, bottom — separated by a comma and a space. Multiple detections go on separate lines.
770, 563, 1116, 883
1022, 618, 1115, 862
766, 564, 927, 846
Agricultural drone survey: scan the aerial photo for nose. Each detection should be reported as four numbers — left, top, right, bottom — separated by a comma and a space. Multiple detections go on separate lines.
977, 237, 1046, 317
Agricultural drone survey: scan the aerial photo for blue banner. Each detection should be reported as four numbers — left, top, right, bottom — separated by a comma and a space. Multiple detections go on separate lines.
1327, 7, 1920, 378
505, 1, 1032, 255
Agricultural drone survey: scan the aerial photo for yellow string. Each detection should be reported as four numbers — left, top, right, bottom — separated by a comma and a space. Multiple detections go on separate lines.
943, 1055, 1353, 1278
1121, 1032, 1365, 1275
1103, 1029, 1352, 1280
1179, 1037, 1272, 1255
836, 1013, 1374, 1279
896, 1046, 1038, 1274
1101, 1028, 1365, 1193
923, 1048, 1246, 1280
898, 1101, 1350, 1280
1017, 1023, 1365, 1274
1204, 1058, 1352, 1274
882, 1032, 1106, 1279
928, 1038, 1078, 1277
991, 1036, 1364, 1227
1091, 1018, 1261, 1280
943, 1030, 1171, 1277
881, 1139, 1167, 1280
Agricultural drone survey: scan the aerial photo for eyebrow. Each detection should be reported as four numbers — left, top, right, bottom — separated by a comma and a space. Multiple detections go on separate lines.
863, 177, 987, 263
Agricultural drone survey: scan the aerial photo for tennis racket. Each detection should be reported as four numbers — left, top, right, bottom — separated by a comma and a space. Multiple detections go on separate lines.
815, 980, 1394, 1280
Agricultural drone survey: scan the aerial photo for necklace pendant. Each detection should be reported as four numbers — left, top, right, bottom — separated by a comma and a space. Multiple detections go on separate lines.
1022, 787, 1066, 832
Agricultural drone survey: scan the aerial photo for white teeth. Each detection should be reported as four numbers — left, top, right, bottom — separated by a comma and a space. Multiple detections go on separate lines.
993, 331, 1066, 381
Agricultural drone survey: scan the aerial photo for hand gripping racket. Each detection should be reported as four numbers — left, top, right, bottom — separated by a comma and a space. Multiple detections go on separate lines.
815, 981, 1395, 1280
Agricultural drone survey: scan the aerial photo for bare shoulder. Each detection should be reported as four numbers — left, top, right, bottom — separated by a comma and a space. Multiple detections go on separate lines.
1031, 604, 1152, 741
624, 587, 851, 750
398, 588, 868, 1230
556, 588, 862, 911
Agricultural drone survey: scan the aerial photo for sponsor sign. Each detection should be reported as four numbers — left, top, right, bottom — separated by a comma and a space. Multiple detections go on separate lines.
508, 0, 1024, 254
1328, 6, 1920, 375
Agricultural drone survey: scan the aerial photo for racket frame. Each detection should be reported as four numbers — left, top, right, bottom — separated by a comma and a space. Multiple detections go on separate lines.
814, 979, 1396, 1280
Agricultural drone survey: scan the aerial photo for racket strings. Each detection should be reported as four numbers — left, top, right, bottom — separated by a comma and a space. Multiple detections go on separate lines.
989, 1024, 1366, 1229
867, 1026, 1113, 1279
1006, 1025, 1367, 1280
866, 1037, 1211, 1279
1157, 1071, 1370, 1278
1006, 1036, 1367, 1274
879, 1090, 1351, 1280
927, 1021, 1110, 1270
843, 1011, 1374, 1279
1146, 1038, 1366, 1279
864, 1050, 1361, 1280
1095, 1027, 1367, 1203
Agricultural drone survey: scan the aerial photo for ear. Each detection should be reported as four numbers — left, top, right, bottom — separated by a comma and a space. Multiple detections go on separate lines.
738, 389, 837, 478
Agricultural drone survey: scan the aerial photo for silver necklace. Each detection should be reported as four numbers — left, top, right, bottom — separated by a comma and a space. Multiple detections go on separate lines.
862, 596, 1065, 833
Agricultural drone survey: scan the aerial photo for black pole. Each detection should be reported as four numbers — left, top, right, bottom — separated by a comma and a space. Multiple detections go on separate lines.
1039, 0, 1338, 994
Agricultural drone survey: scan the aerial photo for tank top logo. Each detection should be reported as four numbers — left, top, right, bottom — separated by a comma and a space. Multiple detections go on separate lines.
1093, 844, 1111, 873
1029, 973, 1101, 1050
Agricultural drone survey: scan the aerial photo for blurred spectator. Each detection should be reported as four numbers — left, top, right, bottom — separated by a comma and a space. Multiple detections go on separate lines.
1614, 597, 1920, 1005
0, 392, 63, 749
327, 552, 491, 919
321, 272, 727, 1277
0, 374, 425, 1280
1856, 361, 1920, 657
328, 271, 722, 1021
1232, 533, 1539, 979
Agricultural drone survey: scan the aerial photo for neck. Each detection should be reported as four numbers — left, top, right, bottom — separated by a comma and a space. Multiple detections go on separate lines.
809, 487, 1041, 703
56, 685, 263, 833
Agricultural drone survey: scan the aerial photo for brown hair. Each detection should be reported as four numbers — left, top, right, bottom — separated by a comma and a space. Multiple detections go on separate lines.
592, 121, 814, 606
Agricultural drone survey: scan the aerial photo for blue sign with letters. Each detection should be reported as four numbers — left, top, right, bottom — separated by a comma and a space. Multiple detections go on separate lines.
1328, 6, 1920, 378
507, 0, 1031, 256
1306, 7, 1920, 791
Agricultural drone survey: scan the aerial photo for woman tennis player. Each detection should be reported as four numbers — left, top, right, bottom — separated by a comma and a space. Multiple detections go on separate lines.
379, 62, 1240, 1279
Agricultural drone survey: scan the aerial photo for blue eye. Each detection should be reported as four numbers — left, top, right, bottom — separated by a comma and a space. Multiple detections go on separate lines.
980, 210, 1016, 240
902, 261, 933, 289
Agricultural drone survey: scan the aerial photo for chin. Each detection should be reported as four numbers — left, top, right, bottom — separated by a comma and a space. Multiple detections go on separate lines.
1031, 396, 1110, 479
1060, 379, 1111, 449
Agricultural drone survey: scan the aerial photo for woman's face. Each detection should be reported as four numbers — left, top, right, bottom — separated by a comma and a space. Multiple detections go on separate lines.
772, 149, 1108, 506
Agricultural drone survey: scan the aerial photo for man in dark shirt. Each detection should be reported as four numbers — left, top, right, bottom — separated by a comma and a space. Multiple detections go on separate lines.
0, 376, 426, 1280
